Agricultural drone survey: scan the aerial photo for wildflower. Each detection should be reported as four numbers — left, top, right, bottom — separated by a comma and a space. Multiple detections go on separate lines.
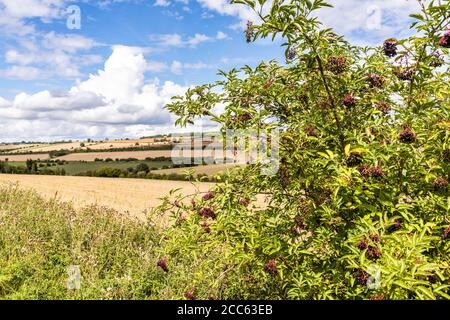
264, 259, 278, 276
157, 257, 169, 273
399, 127, 416, 143
383, 38, 398, 57
343, 94, 357, 107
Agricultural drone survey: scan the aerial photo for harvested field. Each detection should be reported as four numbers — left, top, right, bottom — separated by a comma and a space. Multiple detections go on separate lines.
0, 174, 213, 219
54, 150, 175, 161
26, 142, 97, 153
0, 154, 49, 161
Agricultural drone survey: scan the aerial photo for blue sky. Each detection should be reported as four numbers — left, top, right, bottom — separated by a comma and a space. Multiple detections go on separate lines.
0, 0, 422, 142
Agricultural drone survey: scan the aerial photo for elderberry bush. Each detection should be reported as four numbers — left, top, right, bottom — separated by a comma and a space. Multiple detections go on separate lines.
155, 0, 450, 300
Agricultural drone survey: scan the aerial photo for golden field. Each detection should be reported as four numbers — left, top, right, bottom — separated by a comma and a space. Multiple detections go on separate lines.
0, 154, 49, 161
0, 174, 213, 219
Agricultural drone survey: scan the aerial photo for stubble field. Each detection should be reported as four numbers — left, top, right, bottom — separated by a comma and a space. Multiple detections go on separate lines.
0, 174, 213, 219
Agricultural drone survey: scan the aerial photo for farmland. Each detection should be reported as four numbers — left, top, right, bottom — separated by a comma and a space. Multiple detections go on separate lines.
54, 150, 175, 161
0, 174, 213, 219
0, 154, 49, 161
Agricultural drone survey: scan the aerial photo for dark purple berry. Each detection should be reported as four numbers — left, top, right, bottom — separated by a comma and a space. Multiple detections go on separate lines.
304, 124, 319, 138
443, 226, 450, 240
370, 166, 384, 178
245, 21, 254, 43
387, 219, 402, 234
346, 152, 363, 167
376, 101, 391, 113
430, 51, 444, 67
201, 221, 211, 233
239, 113, 252, 122
357, 240, 368, 250
343, 94, 357, 107
358, 165, 371, 178
438, 30, 450, 48
395, 68, 414, 81
399, 127, 416, 143
199, 207, 216, 219
264, 259, 278, 276
157, 257, 169, 273
353, 268, 369, 285
326, 56, 348, 74
202, 192, 215, 201
383, 38, 398, 57
433, 177, 449, 191
370, 234, 381, 243
287, 48, 296, 60
366, 245, 381, 261
184, 290, 196, 300
239, 198, 250, 206
443, 150, 450, 163
367, 74, 385, 88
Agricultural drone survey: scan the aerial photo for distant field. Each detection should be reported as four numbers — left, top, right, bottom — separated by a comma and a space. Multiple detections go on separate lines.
0, 174, 213, 219
0, 154, 49, 161
54, 150, 175, 161
24, 142, 96, 153
155, 163, 244, 176
0, 144, 46, 153
53, 160, 173, 175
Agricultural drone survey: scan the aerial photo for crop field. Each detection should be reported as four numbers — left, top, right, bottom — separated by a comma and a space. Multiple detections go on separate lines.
0, 154, 49, 161
0, 174, 213, 219
154, 163, 244, 176
54, 150, 176, 161
51, 160, 173, 175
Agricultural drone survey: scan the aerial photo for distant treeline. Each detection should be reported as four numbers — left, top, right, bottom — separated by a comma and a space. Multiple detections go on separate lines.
75, 167, 216, 182
0, 160, 66, 176
0, 144, 175, 157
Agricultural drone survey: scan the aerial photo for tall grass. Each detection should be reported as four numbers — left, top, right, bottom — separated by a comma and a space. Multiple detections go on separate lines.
0, 185, 163, 299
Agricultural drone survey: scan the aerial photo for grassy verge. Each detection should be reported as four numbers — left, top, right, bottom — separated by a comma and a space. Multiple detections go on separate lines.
0, 186, 164, 299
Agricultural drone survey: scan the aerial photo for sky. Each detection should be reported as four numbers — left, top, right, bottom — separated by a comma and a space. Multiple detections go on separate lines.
0, 0, 423, 142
